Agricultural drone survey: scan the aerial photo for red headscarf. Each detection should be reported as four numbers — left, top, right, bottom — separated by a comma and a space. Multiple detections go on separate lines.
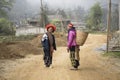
46, 24, 56, 32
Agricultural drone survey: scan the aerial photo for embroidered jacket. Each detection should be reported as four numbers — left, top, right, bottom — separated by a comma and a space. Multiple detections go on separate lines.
41, 33, 56, 50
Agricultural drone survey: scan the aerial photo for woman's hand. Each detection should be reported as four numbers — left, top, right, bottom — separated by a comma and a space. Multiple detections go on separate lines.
51, 47, 54, 53
67, 48, 69, 53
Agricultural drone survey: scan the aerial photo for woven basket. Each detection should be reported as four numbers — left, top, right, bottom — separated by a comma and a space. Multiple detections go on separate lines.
76, 31, 89, 46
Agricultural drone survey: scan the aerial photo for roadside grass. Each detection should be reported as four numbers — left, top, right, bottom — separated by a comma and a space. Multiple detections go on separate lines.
103, 52, 120, 58
0, 35, 37, 43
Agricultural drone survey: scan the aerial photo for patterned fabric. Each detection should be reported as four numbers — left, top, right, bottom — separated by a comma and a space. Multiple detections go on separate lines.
70, 51, 76, 66
75, 45, 80, 61
70, 46, 80, 68
41, 33, 56, 50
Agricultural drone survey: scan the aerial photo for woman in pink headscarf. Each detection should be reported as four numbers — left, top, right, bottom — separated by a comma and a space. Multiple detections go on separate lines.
67, 23, 80, 70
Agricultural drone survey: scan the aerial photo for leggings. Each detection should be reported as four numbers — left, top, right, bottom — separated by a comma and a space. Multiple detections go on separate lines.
70, 46, 80, 68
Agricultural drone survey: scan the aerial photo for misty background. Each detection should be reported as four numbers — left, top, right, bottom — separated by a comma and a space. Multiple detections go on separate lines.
0, 0, 120, 51
0, 0, 119, 36
8, 0, 119, 23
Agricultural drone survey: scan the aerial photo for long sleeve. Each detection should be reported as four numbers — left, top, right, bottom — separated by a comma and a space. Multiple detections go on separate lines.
41, 34, 47, 41
41, 33, 48, 47
67, 31, 74, 48
52, 35, 56, 50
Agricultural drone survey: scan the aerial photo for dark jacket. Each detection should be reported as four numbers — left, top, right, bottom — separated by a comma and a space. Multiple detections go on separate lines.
41, 33, 56, 50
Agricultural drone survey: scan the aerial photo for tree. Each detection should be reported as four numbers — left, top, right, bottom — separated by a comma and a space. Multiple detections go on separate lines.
0, 0, 15, 35
111, 4, 119, 31
8, 0, 29, 24
73, 6, 85, 21
86, 3, 103, 31
40, 3, 49, 27
0, 18, 15, 35
66, 9, 72, 19
0, 0, 14, 18
58, 9, 67, 19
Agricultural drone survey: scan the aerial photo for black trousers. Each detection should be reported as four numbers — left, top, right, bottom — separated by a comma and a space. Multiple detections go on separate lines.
43, 48, 52, 67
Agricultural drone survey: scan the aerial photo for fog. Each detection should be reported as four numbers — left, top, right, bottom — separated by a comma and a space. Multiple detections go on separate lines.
8, 0, 119, 23
27, 0, 104, 10
27, 0, 119, 10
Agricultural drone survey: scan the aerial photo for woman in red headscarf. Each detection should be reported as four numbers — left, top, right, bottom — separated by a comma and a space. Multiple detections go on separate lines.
41, 24, 56, 68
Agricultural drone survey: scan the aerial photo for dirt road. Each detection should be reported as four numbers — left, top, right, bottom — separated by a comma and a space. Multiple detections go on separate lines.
0, 34, 120, 80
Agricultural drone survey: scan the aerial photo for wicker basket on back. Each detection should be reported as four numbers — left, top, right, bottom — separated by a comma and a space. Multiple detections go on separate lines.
76, 31, 89, 46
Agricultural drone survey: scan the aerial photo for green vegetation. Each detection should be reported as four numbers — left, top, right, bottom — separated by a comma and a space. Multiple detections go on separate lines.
0, 0, 14, 17
51, 19, 61, 31
86, 3, 103, 31
0, 18, 15, 35
40, 3, 49, 27
0, 35, 37, 43
103, 52, 120, 58
111, 6, 119, 31
0, 0, 15, 36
